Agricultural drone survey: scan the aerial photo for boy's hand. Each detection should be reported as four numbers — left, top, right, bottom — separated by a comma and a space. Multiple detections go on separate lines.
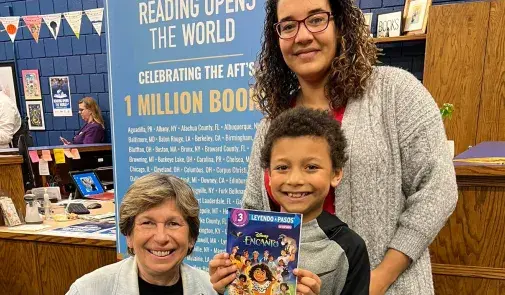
209, 253, 237, 294
293, 268, 321, 295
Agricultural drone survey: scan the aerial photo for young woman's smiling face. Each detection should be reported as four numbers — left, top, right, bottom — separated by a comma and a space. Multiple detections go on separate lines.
276, 0, 338, 83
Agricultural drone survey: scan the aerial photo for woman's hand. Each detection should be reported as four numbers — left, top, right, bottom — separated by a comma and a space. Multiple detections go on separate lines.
370, 249, 411, 295
209, 253, 237, 294
370, 269, 391, 295
59, 136, 70, 145
293, 268, 321, 295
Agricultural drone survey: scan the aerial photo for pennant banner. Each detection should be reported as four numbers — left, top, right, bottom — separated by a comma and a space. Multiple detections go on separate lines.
22, 15, 42, 42
43, 13, 62, 40
0, 17, 20, 42
63, 11, 82, 39
85, 8, 104, 36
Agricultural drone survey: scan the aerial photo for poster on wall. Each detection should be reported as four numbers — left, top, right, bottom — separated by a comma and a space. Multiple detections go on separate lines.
22, 70, 42, 100
26, 100, 45, 130
106, 0, 264, 269
0, 62, 18, 104
49, 76, 72, 117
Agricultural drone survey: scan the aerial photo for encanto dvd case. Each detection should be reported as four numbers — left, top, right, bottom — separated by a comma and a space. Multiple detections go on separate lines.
225, 208, 302, 295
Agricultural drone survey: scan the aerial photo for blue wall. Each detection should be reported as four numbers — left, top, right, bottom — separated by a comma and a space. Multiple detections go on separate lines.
0, 0, 472, 146
359, 0, 470, 80
0, 0, 109, 146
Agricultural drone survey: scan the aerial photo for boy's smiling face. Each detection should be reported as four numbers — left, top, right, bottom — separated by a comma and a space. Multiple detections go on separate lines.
268, 136, 342, 222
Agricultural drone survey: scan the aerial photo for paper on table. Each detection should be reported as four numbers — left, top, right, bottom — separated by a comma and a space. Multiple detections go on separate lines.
63, 149, 73, 158
7, 224, 51, 231
41, 150, 52, 161
453, 157, 505, 164
28, 150, 39, 163
53, 148, 65, 164
39, 159, 50, 175
70, 148, 81, 159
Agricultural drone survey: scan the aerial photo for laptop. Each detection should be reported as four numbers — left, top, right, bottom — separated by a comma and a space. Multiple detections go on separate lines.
69, 170, 114, 200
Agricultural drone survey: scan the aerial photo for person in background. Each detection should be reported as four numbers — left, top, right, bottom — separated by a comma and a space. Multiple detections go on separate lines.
241, 0, 458, 293
0, 85, 21, 148
66, 172, 217, 295
60, 97, 104, 145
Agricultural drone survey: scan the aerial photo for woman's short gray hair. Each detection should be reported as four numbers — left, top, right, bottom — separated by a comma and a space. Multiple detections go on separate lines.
119, 172, 200, 255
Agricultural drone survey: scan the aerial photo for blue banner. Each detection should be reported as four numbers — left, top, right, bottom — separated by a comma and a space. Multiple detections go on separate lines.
105, 0, 264, 270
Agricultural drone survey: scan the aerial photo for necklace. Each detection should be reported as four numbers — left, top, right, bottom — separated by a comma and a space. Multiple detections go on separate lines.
252, 281, 271, 293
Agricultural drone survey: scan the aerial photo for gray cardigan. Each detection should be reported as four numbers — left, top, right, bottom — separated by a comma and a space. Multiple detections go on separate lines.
66, 256, 217, 295
242, 66, 458, 294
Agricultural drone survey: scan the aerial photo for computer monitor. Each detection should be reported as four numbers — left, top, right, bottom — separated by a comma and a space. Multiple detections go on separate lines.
69, 170, 105, 199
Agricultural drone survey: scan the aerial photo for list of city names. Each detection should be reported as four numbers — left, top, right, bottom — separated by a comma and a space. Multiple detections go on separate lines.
126, 122, 258, 269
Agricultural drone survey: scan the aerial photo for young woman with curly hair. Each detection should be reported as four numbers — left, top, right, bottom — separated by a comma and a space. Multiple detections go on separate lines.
240, 0, 458, 293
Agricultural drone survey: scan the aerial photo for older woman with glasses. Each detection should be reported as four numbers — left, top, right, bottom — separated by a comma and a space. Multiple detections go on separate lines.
66, 173, 217, 295
60, 97, 105, 144
211, 0, 458, 294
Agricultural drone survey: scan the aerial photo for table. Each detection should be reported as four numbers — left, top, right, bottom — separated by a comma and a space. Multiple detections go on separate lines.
430, 142, 505, 294
0, 200, 117, 295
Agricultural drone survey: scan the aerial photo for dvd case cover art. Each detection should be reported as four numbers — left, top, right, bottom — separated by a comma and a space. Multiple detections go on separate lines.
225, 208, 302, 295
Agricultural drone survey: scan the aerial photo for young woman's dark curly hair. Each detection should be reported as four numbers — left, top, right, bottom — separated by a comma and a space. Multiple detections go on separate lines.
254, 0, 378, 119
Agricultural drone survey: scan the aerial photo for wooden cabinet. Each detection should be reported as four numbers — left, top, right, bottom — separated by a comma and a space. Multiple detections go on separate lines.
424, 2, 505, 293
423, 0, 505, 155
430, 162, 505, 294
0, 155, 25, 223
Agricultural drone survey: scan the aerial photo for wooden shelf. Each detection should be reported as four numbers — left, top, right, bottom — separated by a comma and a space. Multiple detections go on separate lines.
373, 34, 427, 43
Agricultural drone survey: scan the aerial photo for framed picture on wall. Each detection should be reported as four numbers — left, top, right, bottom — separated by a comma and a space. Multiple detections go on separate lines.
0, 61, 20, 111
26, 100, 45, 130
363, 13, 373, 37
22, 70, 42, 100
377, 11, 402, 38
403, 0, 432, 35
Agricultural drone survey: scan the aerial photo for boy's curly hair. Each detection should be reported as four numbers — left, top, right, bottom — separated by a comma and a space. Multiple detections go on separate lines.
260, 107, 347, 170
254, 0, 377, 119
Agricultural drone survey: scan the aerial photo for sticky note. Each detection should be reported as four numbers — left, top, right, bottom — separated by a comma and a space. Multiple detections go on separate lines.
28, 150, 39, 163
41, 150, 52, 161
39, 160, 50, 175
53, 149, 65, 164
70, 148, 81, 159
63, 149, 73, 159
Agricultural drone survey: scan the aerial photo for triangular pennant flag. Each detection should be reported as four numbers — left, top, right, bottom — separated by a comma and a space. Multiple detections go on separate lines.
22, 15, 42, 43
63, 11, 82, 39
43, 13, 62, 40
0, 17, 20, 42
85, 8, 104, 36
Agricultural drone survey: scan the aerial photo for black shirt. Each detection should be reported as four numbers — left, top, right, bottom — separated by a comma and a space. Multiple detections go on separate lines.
138, 275, 183, 295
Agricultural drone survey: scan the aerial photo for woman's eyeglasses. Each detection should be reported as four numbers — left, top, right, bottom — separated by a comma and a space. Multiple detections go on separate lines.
274, 12, 333, 40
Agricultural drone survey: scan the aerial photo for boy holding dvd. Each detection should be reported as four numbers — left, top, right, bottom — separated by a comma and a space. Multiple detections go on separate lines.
210, 107, 370, 294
